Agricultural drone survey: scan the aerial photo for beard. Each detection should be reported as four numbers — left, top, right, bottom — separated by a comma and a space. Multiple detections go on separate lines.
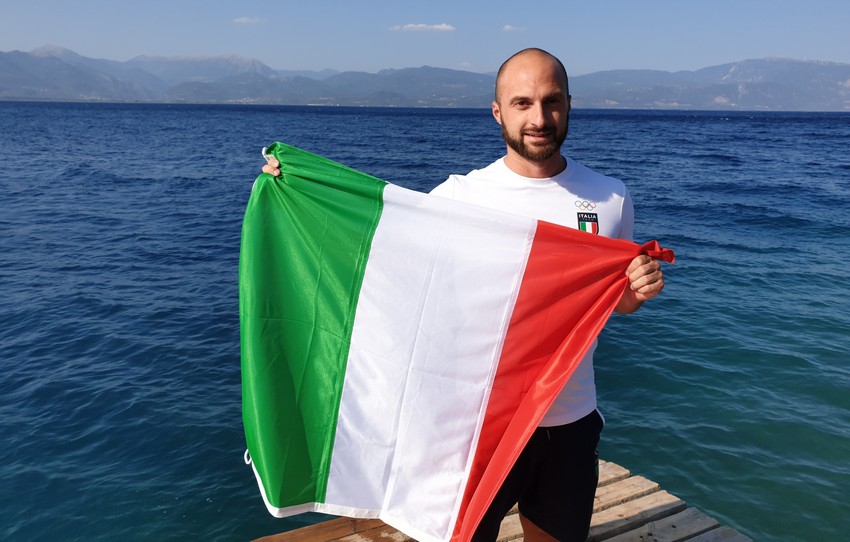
502, 123, 567, 162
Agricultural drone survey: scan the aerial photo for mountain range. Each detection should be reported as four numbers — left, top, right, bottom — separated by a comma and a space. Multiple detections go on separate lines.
2, 46, 849, 111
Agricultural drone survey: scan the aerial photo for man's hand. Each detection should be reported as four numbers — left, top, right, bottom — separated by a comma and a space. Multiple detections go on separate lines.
263, 155, 280, 176
615, 255, 664, 314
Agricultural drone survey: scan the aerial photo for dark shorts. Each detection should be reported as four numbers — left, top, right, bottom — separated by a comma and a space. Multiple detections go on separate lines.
472, 409, 604, 542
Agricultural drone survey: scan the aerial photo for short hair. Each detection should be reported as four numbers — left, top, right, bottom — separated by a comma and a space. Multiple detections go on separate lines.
494, 48, 569, 103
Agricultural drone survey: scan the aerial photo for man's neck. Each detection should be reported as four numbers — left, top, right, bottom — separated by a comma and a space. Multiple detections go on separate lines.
503, 152, 567, 178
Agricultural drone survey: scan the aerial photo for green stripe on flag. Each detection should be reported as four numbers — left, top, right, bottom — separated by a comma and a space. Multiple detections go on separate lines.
240, 143, 386, 508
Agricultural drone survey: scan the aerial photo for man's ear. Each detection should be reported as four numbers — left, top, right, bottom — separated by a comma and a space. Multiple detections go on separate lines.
492, 101, 502, 125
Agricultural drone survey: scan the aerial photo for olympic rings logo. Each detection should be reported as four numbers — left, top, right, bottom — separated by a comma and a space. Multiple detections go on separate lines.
575, 200, 597, 211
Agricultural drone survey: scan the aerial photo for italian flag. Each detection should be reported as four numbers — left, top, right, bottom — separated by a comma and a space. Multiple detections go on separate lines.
240, 143, 673, 542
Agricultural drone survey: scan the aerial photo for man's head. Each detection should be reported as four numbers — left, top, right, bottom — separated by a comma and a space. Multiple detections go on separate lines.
492, 48, 571, 173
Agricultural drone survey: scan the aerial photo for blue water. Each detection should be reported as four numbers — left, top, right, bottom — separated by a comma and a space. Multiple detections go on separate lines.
1, 102, 848, 541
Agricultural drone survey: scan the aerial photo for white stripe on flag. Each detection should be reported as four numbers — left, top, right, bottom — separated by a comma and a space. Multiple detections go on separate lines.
324, 184, 537, 540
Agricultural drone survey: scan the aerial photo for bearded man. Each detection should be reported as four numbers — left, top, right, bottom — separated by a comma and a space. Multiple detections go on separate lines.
429, 48, 664, 542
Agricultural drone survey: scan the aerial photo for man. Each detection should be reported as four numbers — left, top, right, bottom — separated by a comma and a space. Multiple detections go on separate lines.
263, 48, 664, 542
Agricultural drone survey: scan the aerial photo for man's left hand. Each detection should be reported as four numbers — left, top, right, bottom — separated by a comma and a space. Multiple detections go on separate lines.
616, 255, 664, 314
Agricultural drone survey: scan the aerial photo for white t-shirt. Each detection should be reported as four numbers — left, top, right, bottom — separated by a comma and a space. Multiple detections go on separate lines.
431, 156, 633, 426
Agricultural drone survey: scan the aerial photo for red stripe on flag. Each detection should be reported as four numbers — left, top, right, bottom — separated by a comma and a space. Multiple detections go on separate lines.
452, 222, 667, 541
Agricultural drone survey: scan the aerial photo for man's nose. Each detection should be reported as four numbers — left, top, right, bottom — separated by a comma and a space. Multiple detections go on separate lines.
530, 102, 546, 126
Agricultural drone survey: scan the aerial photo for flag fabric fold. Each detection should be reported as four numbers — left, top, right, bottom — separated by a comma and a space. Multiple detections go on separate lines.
240, 142, 674, 542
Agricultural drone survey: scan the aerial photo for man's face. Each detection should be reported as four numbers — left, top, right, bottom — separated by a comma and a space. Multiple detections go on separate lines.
493, 55, 570, 164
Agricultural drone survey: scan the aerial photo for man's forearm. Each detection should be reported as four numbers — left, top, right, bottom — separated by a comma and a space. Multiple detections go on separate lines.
614, 288, 644, 314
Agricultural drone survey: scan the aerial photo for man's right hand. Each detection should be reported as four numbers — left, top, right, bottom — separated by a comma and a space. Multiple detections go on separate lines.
263, 156, 280, 176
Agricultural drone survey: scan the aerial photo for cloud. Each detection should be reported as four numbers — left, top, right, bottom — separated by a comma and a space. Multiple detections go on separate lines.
391, 23, 456, 32
233, 17, 263, 25
502, 24, 525, 32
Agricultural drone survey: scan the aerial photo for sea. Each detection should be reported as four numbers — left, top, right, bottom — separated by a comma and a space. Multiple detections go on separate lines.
1, 101, 848, 542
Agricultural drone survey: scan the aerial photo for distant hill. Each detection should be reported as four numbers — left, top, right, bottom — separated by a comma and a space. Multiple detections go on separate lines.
572, 59, 850, 110
2, 46, 849, 111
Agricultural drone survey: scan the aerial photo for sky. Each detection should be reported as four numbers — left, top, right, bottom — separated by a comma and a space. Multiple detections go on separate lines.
2, 0, 849, 76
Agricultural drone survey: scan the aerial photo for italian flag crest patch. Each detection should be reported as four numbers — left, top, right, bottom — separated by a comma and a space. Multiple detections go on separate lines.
577, 212, 599, 234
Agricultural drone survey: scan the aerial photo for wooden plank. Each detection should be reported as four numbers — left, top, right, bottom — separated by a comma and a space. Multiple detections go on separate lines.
593, 476, 661, 512
686, 526, 754, 542
495, 513, 524, 542
254, 517, 385, 542
335, 522, 414, 542
598, 460, 631, 487
587, 490, 688, 541
601, 507, 719, 542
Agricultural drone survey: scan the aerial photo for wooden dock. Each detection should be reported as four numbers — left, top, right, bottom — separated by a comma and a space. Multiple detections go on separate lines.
254, 460, 752, 542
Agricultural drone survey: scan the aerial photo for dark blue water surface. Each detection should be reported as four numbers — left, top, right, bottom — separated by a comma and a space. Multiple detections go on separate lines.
1, 102, 848, 541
